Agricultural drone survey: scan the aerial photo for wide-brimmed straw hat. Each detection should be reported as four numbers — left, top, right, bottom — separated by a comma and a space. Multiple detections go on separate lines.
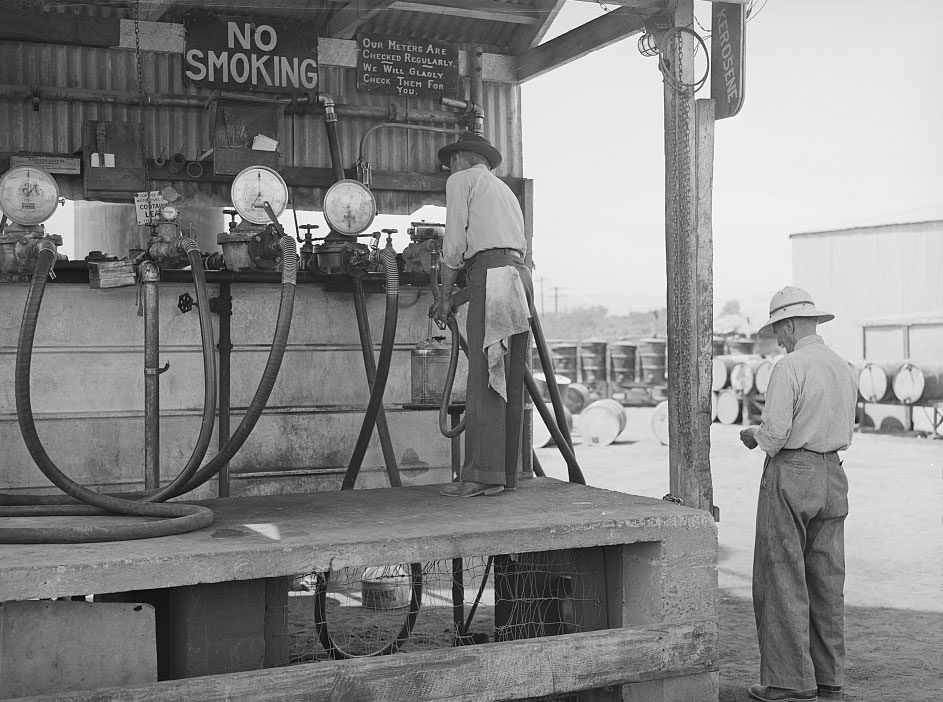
437, 131, 502, 170
759, 286, 834, 333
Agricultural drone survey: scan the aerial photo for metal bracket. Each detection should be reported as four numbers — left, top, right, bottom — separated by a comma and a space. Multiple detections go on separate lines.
144, 361, 171, 376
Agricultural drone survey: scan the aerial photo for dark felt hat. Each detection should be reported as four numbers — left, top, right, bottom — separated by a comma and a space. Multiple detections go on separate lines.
437, 131, 502, 170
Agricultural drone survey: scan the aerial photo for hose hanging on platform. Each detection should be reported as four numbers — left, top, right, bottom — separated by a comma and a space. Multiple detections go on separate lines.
342, 244, 399, 491
0, 247, 214, 543
351, 274, 401, 487
169, 235, 298, 498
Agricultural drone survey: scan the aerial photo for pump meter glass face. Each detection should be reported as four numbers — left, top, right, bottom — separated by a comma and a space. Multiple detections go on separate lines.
323, 179, 376, 236
230, 166, 289, 225
161, 204, 179, 221
0, 166, 60, 226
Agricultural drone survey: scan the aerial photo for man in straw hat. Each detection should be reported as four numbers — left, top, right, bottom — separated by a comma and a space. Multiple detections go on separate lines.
740, 286, 858, 702
431, 131, 533, 498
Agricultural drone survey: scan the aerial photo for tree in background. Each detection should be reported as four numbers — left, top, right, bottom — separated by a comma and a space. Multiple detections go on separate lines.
539, 305, 668, 341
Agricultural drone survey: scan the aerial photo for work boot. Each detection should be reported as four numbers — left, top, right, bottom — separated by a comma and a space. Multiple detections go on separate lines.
748, 684, 818, 702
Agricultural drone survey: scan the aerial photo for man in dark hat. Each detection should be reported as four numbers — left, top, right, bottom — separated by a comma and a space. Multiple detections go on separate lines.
740, 286, 858, 702
432, 131, 533, 497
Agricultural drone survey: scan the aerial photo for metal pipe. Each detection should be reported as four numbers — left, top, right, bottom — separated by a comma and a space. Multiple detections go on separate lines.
358, 123, 461, 164
216, 281, 233, 497
141, 261, 161, 491
319, 94, 348, 183
0, 85, 463, 124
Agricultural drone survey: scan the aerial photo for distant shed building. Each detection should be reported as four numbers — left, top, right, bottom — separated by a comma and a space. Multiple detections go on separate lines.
791, 220, 943, 430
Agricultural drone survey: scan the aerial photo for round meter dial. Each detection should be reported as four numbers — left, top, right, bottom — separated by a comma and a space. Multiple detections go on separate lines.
230, 166, 289, 225
0, 166, 60, 226
323, 179, 376, 236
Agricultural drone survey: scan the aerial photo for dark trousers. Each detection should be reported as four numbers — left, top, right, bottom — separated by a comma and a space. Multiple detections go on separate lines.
753, 449, 848, 690
461, 251, 533, 488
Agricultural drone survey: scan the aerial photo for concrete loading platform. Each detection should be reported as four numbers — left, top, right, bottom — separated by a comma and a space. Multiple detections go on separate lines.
0, 478, 718, 701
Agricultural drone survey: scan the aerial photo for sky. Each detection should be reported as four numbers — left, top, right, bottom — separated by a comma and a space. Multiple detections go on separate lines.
44, 0, 942, 327
518, 0, 943, 323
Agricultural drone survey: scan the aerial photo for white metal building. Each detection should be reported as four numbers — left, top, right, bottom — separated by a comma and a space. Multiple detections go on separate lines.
791, 220, 943, 430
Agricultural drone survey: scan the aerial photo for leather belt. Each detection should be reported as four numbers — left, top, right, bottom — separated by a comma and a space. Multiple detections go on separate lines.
465, 248, 523, 265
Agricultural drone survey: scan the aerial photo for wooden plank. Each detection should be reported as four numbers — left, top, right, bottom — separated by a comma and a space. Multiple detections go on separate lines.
14, 622, 717, 702
326, 0, 398, 39
391, 0, 537, 24
662, 0, 714, 515
512, 0, 569, 53
0, 479, 714, 601
0, 9, 119, 47
0, 601, 156, 698
516, 6, 652, 82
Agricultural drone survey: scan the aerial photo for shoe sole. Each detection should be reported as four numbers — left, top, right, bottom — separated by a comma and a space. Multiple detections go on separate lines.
749, 692, 817, 702
439, 484, 505, 497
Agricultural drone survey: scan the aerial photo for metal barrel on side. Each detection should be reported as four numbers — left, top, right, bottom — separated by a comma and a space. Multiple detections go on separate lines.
892, 362, 943, 404
579, 398, 627, 446
715, 388, 742, 425
858, 361, 902, 403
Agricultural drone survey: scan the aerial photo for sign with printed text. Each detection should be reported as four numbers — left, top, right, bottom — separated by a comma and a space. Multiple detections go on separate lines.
357, 34, 459, 99
10, 155, 81, 175
134, 191, 166, 226
184, 13, 318, 94
711, 2, 746, 120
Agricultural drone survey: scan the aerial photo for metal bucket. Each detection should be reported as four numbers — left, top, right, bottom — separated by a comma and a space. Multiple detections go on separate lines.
579, 398, 627, 446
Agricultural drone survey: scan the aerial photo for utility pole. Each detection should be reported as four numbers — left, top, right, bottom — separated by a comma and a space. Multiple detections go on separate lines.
552, 286, 566, 313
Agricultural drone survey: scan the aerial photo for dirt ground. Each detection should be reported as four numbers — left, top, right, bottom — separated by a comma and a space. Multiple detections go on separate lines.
535, 409, 943, 702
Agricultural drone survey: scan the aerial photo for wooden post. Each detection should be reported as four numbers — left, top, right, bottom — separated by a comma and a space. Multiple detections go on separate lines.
663, 0, 715, 515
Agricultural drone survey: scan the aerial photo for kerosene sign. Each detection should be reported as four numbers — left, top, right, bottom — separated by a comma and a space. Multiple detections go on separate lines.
184, 14, 318, 94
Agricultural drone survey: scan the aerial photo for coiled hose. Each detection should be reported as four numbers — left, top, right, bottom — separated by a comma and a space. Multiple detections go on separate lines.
0, 237, 299, 540
342, 244, 399, 491
0, 246, 214, 543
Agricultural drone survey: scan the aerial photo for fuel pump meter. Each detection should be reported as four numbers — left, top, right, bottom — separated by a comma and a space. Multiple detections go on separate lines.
322, 179, 376, 236
0, 165, 63, 280
218, 165, 290, 271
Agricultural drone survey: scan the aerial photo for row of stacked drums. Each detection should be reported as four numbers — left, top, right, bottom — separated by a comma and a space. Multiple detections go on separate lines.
535, 338, 669, 390
711, 356, 943, 425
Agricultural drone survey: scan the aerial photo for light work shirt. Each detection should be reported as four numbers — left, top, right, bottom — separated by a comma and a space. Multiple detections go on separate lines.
441, 163, 526, 270
755, 335, 858, 457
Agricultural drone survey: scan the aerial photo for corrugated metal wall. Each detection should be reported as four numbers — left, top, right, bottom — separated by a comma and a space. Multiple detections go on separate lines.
0, 38, 522, 214
791, 220, 943, 361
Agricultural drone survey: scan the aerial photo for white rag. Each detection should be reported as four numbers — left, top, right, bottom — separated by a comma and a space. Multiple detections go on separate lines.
483, 266, 531, 401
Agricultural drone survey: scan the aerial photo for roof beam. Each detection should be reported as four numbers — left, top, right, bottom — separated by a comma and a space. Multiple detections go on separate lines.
389, 0, 537, 24
326, 0, 398, 39
516, 6, 651, 82
512, 0, 568, 53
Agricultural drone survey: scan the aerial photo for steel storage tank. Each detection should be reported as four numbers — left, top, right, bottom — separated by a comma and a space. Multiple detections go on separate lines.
638, 338, 667, 385
608, 341, 637, 386
578, 339, 607, 385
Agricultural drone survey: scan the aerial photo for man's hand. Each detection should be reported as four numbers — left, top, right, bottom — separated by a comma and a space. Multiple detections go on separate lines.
740, 426, 759, 450
431, 294, 453, 330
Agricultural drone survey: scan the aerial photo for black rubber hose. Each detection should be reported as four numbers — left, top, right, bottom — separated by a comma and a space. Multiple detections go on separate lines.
438, 314, 465, 438
1, 248, 213, 543
145, 240, 218, 502
525, 372, 585, 485
351, 275, 401, 487
342, 246, 399, 491
2, 244, 219, 509
169, 235, 298, 497
529, 309, 576, 452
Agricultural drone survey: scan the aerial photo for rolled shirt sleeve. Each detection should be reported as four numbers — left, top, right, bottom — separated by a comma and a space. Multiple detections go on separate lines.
442, 172, 469, 270
754, 360, 796, 456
